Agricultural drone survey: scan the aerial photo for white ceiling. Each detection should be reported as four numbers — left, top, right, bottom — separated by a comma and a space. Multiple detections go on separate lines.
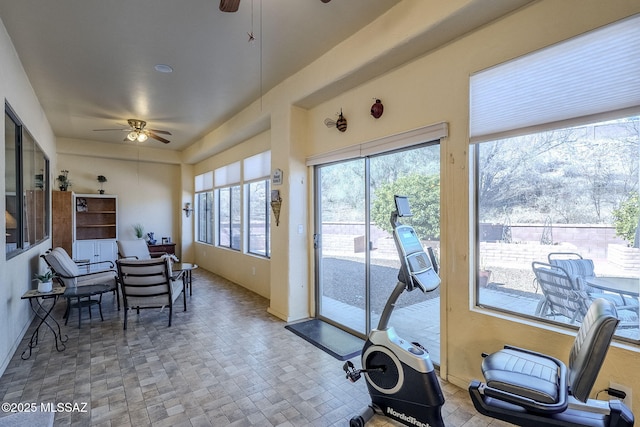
0, 0, 532, 152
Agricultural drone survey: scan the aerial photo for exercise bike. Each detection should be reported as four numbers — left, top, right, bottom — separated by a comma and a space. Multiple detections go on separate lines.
344, 195, 445, 427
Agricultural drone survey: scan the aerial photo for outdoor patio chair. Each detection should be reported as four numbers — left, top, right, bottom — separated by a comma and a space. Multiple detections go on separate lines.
43, 247, 117, 288
548, 252, 639, 313
532, 261, 590, 323
533, 261, 638, 328
116, 257, 185, 329
117, 239, 153, 260
43, 247, 119, 311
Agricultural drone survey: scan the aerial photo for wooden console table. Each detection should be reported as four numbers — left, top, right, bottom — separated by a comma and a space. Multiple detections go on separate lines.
148, 242, 176, 257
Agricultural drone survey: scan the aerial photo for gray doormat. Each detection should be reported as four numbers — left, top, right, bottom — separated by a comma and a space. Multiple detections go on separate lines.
285, 319, 363, 361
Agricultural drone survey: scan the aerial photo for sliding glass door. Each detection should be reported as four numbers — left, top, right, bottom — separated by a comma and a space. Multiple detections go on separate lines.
314, 142, 441, 362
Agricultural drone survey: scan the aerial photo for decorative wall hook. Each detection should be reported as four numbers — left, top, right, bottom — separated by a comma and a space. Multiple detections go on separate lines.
183, 202, 193, 218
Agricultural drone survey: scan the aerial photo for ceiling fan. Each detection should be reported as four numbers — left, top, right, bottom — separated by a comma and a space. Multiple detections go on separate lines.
93, 119, 172, 144
219, 0, 330, 13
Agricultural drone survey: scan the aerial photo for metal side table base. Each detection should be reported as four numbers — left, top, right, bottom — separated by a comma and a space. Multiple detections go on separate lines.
21, 287, 68, 360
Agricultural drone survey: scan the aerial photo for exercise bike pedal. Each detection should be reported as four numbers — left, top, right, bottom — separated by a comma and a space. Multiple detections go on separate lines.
343, 361, 362, 383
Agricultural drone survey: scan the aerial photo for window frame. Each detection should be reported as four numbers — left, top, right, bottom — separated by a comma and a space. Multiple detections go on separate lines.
5, 103, 50, 259
216, 184, 241, 251
246, 177, 271, 258
196, 190, 213, 244
470, 15, 640, 340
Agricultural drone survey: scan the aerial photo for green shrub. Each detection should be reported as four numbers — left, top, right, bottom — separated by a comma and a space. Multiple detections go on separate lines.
371, 174, 440, 239
612, 194, 639, 247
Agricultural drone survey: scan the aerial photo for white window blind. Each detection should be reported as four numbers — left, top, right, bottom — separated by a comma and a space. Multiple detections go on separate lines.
470, 14, 640, 143
215, 161, 241, 187
306, 122, 448, 166
195, 171, 213, 192
244, 151, 271, 181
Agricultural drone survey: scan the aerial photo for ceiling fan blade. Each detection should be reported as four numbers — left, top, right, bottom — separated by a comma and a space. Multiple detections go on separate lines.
147, 132, 171, 144
219, 0, 240, 12
148, 129, 172, 135
93, 128, 128, 131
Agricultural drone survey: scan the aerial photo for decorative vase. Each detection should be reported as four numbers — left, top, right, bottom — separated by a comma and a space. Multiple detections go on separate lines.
38, 280, 53, 293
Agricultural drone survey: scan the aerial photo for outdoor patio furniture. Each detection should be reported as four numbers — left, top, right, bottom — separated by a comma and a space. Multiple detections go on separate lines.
533, 261, 590, 323
116, 257, 185, 329
548, 252, 639, 313
42, 247, 117, 289
533, 261, 638, 328
117, 239, 153, 260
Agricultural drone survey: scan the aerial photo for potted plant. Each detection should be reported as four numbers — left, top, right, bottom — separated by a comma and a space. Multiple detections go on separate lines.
33, 269, 57, 293
478, 257, 492, 288
97, 175, 107, 194
133, 223, 145, 239
57, 170, 71, 191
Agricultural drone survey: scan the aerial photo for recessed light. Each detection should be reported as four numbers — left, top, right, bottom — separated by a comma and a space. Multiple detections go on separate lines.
154, 64, 173, 73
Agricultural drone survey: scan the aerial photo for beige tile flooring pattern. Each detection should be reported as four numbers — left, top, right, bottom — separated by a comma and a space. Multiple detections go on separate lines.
0, 269, 510, 426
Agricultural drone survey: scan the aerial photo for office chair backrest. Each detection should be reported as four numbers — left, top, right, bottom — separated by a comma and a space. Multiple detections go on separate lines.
568, 298, 619, 402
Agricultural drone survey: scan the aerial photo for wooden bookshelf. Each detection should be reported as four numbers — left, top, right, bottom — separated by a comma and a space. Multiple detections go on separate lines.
74, 195, 117, 240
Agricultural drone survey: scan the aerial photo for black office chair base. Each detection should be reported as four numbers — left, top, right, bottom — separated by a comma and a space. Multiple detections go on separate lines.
469, 381, 634, 427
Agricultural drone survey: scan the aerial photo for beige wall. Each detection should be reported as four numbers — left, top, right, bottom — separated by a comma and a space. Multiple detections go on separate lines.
2, 0, 640, 411
0, 19, 57, 374
193, 130, 271, 299
189, 0, 640, 408
56, 139, 183, 254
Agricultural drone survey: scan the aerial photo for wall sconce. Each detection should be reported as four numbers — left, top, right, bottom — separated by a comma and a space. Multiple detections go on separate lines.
183, 202, 193, 218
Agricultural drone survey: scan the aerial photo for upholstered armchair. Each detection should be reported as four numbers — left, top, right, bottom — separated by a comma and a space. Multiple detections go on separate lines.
116, 257, 186, 329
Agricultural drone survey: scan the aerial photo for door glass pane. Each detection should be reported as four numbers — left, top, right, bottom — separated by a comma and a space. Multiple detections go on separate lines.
317, 159, 366, 334
369, 144, 441, 363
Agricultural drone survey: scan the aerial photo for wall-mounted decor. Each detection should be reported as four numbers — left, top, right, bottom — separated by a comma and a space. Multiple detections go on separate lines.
324, 109, 347, 132
370, 99, 384, 119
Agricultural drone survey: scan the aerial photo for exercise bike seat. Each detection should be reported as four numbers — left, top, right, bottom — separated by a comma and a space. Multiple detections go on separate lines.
476, 298, 620, 415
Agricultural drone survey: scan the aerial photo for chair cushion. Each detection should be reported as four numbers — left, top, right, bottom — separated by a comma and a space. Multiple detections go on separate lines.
77, 270, 117, 288
44, 248, 80, 286
482, 348, 560, 404
117, 240, 151, 260
118, 257, 182, 308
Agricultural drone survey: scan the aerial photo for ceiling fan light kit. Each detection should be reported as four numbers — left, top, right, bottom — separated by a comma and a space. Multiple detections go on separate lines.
94, 118, 172, 144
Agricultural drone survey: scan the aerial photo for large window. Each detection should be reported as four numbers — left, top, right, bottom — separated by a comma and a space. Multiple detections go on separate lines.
195, 172, 213, 244
218, 185, 241, 250
246, 179, 270, 257
215, 161, 241, 251
244, 151, 271, 258
5, 104, 50, 258
471, 16, 640, 340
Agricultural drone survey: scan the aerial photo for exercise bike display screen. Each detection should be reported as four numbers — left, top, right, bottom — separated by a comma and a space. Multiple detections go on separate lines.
394, 225, 440, 292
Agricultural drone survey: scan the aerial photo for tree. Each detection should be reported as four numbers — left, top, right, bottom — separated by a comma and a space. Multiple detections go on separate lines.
612, 193, 640, 247
371, 174, 440, 239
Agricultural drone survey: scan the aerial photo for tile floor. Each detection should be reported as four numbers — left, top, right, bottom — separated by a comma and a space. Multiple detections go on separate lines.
0, 269, 509, 426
